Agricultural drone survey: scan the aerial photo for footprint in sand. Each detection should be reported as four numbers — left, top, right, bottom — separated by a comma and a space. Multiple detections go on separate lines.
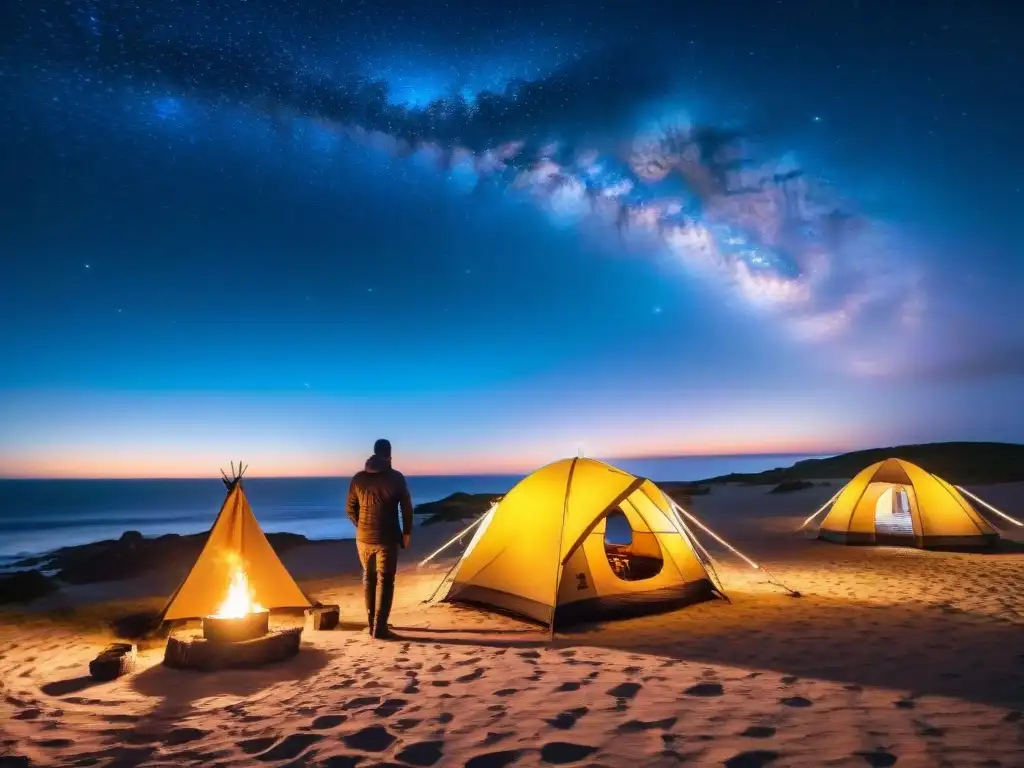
894, 699, 916, 709
455, 657, 483, 667
254, 733, 324, 762
723, 750, 780, 768
545, 707, 589, 730
482, 731, 513, 747
437, 712, 455, 724
342, 725, 397, 752
432, 680, 451, 687
617, 717, 677, 733
779, 696, 812, 708
684, 682, 723, 697
13, 708, 42, 720
395, 740, 445, 767
519, 651, 541, 659
38, 738, 74, 749
465, 749, 524, 768
606, 682, 641, 699
740, 726, 776, 739
854, 749, 898, 767
311, 715, 348, 730
403, 682, 421, 694
239, 737, 279, 755
493, 688, 518, 697
374, 699, 408, 717
456, 668, 485, 683
540, 742, 598, 764
321, 756, 365, 768
780, 676, 798, 685
343, 696, 382, 711
394, 718, 422, 731
554, 682, 580, 692
914, 720, 945, 738
162, 728, 210, 746
429, 664, 445, 673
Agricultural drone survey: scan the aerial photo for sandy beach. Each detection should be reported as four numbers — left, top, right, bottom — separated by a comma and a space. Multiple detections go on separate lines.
2, 482, 1023, 767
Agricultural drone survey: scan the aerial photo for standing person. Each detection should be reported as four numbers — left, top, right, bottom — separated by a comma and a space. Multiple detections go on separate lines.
346, 439, 414, 640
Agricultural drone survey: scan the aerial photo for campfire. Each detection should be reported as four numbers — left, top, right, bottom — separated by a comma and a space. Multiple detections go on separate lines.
202, 557, 271, 644
161, 462, 310, 671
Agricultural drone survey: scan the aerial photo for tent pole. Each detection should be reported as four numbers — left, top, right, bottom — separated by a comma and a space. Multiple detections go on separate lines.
954, 486, 1024, 527
418, 509, 492, 568
797, 487, 844, 531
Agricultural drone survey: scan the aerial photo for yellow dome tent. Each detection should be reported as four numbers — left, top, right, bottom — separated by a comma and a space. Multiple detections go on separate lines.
159, 464, 311, 622
802, 458, 1004, 549
422, 458, 739, 630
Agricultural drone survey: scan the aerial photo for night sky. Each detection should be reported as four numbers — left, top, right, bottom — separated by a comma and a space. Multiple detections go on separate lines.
2, 1, 1022, 477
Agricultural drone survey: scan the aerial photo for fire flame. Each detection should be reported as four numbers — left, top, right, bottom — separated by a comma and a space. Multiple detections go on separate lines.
212, 560, 265, 619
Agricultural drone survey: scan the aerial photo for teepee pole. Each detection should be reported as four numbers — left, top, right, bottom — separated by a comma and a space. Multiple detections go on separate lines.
797, 486, 844, 530
954, 486, 1024, 527
418, 507, 492, 568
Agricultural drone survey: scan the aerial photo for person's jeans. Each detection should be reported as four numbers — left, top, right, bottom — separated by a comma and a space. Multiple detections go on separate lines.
357, 541, 399, 633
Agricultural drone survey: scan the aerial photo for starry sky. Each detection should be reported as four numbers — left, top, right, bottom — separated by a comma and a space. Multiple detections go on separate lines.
1, 0, 1023, 478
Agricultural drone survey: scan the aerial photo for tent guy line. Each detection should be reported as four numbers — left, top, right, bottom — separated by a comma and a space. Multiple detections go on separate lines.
954, 485, 1023, 527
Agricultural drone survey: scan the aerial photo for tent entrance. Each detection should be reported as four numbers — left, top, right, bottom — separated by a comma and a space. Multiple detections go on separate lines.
603, 506, 664, 582
874, 484, 914, 542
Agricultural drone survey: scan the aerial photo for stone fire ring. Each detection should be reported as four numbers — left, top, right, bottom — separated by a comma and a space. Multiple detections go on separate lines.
163, 627, 303, 671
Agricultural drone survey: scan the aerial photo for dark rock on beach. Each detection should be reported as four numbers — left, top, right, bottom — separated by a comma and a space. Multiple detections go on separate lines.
769, 480, 815, 494
16, 531, 311, 586
416, 492, 500, 526
0, 569, 57, 604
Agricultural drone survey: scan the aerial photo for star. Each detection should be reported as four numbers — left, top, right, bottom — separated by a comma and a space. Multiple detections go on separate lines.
84, 263, 91, 269
653, 306, 663, 314
812, 116, 822, 123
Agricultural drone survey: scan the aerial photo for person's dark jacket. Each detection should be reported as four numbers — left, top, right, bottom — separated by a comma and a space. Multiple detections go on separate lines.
346, 455, 414, 546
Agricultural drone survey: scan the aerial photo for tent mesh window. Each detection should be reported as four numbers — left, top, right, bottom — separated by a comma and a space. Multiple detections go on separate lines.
874, 485, 914, 538
603, 508, 664, 582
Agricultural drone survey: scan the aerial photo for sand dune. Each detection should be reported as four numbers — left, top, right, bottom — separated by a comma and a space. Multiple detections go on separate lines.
2, 483, 1023, 767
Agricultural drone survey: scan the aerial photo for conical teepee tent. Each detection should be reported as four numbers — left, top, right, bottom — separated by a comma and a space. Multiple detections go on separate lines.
426, 457, 731, 629
160, 464, 311, 622
804, 458, 1000, 549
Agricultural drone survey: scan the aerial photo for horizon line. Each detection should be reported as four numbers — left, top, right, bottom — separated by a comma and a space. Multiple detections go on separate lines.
0, 448, 840, 481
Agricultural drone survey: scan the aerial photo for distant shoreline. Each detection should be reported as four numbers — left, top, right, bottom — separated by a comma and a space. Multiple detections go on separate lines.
3, 441, 1022, 580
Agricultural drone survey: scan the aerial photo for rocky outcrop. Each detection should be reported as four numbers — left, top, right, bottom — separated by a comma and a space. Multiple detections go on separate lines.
700, 442, 1024, 486
14, 531, 310, 586
415, 492, 499, 526
769, 480, 815, 494
0, 569, 57, 604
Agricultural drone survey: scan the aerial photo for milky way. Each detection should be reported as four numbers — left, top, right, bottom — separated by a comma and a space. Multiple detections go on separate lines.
5, 3, 925, 367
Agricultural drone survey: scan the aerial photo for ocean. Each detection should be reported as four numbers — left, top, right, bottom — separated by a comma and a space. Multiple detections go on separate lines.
0, 453, 825, 565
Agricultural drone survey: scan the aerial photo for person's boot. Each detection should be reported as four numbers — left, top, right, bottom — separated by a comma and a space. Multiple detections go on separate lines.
372, 578, 397, 640
363, 577, 376, 635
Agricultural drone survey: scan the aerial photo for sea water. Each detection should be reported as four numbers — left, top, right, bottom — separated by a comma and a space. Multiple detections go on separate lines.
0, 453, 824, 564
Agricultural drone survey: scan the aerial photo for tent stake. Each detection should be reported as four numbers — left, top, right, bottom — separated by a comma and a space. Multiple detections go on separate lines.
954, 485, 1024, 527
797, 487, 844, 531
